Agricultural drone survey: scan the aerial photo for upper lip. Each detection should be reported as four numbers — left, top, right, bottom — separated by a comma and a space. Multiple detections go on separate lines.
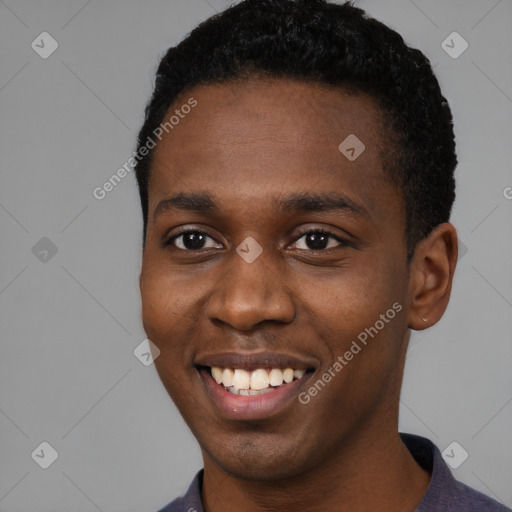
195, 351, 317, 372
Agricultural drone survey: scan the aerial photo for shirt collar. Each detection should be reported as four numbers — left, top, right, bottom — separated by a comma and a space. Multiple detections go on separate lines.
400, 433, 457, 510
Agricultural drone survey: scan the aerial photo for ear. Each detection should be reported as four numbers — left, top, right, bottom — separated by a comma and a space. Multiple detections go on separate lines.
139, 271, 143, 293
407, 223, 458, 330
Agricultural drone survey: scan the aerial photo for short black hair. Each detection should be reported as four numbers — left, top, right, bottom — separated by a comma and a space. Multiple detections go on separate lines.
135, 0, 457, 257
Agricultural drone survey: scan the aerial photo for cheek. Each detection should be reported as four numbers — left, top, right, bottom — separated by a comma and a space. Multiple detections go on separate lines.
140, 264, 199, 361
314, 259, 403, 330
141, 273, 201, 411
305, 257, 407, 389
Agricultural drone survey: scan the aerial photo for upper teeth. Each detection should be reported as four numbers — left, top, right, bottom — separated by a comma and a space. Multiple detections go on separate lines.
210, 367, 306, 391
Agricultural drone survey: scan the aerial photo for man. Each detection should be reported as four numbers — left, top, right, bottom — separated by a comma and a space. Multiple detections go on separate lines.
134, 1, 510, 510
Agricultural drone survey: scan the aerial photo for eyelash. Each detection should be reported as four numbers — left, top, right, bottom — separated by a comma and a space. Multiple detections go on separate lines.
292, 228, 351, 251
163, 228, 351, 252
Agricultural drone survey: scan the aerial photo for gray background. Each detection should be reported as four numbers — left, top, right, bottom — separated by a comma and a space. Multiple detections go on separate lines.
0, 0, 511, 511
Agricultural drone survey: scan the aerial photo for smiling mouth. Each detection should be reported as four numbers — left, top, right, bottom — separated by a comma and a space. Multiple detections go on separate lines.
202, 366, 313, 396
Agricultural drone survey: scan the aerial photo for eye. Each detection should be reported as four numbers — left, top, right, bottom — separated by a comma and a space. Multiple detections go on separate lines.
290, 229, 349, 251
165, 230, 222, 251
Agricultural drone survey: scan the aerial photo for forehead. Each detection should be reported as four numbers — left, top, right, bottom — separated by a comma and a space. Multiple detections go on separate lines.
157, 78, 383, 152
147, 78, 398, 221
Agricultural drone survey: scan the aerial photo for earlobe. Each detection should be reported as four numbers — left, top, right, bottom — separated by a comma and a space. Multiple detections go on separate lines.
407, 223, 458, 331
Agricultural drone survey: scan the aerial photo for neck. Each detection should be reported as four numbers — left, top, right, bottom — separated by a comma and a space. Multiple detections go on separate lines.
201, 422, 430, 512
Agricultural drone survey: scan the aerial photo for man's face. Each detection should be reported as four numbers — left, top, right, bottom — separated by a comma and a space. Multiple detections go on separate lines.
140, 79, 412, 480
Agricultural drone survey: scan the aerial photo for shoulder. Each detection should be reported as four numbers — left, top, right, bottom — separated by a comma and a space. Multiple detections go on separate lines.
155, 470, 204, 512
448, 479, 511, 512
401, 433, 510, 512
156, 495, 186, 512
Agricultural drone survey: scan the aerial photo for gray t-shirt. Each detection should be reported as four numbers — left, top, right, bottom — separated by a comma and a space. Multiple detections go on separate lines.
157, 433, 510, 511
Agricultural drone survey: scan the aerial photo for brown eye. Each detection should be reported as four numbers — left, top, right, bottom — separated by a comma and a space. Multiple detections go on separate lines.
291, 230, 349, 251
167, 231, 222, 251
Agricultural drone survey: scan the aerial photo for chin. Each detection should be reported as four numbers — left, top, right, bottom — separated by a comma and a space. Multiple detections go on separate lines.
201, 432, 317, 482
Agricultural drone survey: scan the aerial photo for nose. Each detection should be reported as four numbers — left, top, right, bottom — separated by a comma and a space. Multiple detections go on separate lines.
206, 251, 296, 331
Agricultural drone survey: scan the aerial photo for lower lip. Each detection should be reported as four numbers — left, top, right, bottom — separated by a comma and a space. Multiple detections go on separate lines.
199, 368, 313, 421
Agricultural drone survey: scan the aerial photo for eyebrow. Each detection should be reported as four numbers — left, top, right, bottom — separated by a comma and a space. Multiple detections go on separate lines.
153, 191, 367, 222
153, 192, 216, 222
277, 192, 366, 216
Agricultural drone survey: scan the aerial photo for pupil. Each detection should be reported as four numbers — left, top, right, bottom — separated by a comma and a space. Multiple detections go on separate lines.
307, 232, 328, 250
184, 232, 205, 250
